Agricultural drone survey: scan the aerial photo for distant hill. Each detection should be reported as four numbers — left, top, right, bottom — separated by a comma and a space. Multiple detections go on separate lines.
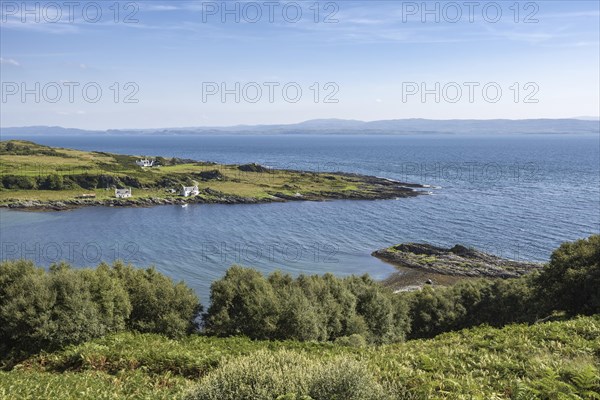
2, 118, 599, 136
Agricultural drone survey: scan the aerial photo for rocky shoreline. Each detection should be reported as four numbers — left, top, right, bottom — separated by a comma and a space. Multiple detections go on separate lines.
373, 243, 544, 292
1, 177, 427, 212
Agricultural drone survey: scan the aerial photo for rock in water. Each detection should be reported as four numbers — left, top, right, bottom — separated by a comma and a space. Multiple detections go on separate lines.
372, 243, 543, 278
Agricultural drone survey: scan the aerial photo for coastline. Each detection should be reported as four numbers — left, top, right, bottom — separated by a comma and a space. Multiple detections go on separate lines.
0, 140, 429, 212
0, 176, 427, 212
373, 243, 545, 292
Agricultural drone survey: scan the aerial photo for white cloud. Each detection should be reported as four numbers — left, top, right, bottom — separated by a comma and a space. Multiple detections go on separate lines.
0, 58, 21, 66
145, 4, 181, 11
57, 110, 86, 116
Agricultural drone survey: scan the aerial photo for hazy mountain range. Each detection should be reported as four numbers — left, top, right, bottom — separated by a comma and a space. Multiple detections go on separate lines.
2, 118, 599, 136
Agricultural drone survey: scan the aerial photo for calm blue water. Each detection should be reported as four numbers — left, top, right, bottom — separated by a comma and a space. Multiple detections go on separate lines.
1, 134, 599, 303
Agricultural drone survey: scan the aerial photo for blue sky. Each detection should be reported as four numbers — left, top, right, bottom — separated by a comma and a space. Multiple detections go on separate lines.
1, 0, 599, 129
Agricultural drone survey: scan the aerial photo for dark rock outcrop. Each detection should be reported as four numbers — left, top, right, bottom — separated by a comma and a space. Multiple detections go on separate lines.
192, 170, 226, 181
238, 163, 271, 173
373, 243, 543, 278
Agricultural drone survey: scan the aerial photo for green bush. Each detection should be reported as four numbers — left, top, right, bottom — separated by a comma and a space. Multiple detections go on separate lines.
204, 267, 409, 344
334, 333, 367, 348
184, 350, 386, 400
0, 261, 128, 356
110, 262, 202, 338
406, 285, 461, 338
0, 260, 201, 359
1, 175, 36, 189
406, 277, 541, 339
81, 263, 132, 333
535, 234, 600, 316
37, 174, 64, 190
204, 266, 280, 339
308, 358, 385, 400
204, 236, 599, 343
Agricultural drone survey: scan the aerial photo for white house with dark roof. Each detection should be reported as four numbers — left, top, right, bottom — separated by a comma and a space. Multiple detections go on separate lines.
181, 185, 199, 197
115, 188, 132, 198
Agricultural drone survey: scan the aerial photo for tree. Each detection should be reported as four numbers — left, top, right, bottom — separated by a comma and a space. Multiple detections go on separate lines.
407, 286, 460, 339
0, 260, 202, 359
275, 285, 322, 341
534, 235, 600, 316
39, 174, 64, 190
81, 263, 131, 333
110, 262, 202, 338
204, 266, 279, 339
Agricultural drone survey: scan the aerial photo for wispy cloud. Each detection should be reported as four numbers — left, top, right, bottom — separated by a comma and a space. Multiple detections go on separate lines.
144, 4, 181, 11
0, 57, 21, 66
0, 14, 80, 34
57, 110, 86, 116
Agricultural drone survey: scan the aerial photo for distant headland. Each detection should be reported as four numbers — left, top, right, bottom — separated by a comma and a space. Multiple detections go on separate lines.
1, 118, 599, 136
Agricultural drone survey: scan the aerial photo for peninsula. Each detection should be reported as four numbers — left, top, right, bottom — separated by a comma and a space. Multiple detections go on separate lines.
0, 140, 428, 211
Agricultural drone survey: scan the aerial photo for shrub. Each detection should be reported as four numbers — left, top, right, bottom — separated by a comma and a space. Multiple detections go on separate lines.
0, 261, 127, 356
204, 266, 280, 339
534, 235, 600, 316
66, 174, 99, 189
81, 263, 132, 333
334, 333, 367, 348
120, 175, 142, 188
0, 260, 201, 359
110, 262, 202, 338
0, 260, 55, 355
37, 174, 64, 190
308, 358, 385, 400
406, 286, 461, 338
204, 267, 410, 344
275, 285, 323, 341
1, 175, 36, 189
184, 350, 387, 400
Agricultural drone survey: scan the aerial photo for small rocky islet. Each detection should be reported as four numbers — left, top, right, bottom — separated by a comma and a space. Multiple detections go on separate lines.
373, 242, 544, 291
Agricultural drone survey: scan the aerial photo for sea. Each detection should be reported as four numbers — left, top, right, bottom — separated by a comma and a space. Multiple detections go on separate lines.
1, 134, 598, 303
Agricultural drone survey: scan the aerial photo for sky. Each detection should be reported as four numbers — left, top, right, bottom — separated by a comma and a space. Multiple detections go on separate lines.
1, 0, 599, 129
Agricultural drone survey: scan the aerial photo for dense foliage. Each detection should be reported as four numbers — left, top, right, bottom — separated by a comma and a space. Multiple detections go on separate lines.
203, 235, 600, 342
204, 267, 408, 344
3, 316, 598, 399
0, 235, 598, 398
0, 260, 202, 360
185, 350, 385, 400
202, 266, 541, 342
535, 234, 600, 316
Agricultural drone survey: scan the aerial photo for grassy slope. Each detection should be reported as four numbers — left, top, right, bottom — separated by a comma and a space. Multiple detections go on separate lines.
0, 140, 411, 205
2, 316, 598, 399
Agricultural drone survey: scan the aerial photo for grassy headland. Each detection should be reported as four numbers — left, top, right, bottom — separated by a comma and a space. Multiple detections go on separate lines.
0, 140, 426, 210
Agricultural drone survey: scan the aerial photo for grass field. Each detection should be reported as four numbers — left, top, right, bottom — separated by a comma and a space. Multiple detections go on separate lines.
2, 316, 598, 399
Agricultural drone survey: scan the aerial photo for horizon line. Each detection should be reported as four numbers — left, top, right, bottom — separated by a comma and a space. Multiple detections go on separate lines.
2, 116, 599, 132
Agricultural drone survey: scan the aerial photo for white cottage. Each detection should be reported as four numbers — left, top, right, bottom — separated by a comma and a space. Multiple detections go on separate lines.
115, 188, 132, 198
181, 185, 199, 197
136, 159, 155, 167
